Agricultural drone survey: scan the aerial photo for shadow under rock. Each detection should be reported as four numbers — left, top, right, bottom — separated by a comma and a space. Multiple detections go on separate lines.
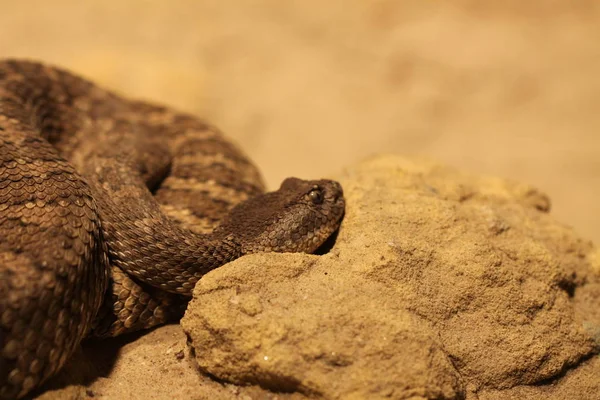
29, 325, 170, 399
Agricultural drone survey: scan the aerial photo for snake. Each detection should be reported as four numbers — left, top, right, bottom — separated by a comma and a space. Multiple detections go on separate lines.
0, 60, 345, 399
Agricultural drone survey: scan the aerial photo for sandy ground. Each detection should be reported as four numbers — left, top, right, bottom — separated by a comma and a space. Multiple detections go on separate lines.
35, 155, 600, 399
1, 2, 599, 399
0, 1, 598, 244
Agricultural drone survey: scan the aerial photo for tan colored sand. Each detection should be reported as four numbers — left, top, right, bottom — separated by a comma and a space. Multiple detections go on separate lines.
36, 324, 301, 400
181, 155, 600, 399
37, 155, 600, 399
2, 2, 598, 399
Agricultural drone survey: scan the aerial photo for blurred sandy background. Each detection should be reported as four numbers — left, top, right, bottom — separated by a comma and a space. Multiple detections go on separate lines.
1, 0, 598, 243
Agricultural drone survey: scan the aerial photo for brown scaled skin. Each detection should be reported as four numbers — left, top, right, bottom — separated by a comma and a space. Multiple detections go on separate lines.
0, 59, 345, 399
217, 178, 345, 255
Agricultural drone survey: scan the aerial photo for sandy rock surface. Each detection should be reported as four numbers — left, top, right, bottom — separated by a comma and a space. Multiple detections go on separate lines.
35, 324, 295, 400
1, 1, 599, 244
181, 155, 600, 399
1, 2, 598, 399
38, 155, 600, 399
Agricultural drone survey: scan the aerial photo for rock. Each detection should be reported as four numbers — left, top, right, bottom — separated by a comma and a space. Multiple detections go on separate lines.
34, 155, 600, 399
477, 356, 600, 399
36, 324, 295, 400
182, 155, 600, 399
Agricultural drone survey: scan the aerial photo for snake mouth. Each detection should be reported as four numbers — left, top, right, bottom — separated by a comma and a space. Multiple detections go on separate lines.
313, 203, 344, 255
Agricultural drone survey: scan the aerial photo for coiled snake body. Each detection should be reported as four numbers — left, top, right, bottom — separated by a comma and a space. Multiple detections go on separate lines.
0, 60, 345, 399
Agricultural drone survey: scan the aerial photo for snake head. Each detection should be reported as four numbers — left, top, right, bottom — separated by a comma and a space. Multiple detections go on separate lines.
216, 177, 345, 255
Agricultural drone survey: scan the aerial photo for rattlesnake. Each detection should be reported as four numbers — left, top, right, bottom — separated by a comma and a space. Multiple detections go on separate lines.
0, 60, 345, 399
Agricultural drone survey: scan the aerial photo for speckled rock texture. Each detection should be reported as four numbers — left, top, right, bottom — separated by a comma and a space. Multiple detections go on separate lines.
35, 155, 600, 399
181, 155, 600, 399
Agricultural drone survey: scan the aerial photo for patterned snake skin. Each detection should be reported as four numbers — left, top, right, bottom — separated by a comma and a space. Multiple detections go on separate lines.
0, 60, 345, 399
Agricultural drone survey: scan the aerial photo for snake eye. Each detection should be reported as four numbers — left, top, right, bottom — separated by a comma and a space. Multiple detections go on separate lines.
308, 187, 324, 205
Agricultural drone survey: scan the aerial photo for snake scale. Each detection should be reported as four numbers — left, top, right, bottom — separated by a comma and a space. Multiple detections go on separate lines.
0, 60, 345, 399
